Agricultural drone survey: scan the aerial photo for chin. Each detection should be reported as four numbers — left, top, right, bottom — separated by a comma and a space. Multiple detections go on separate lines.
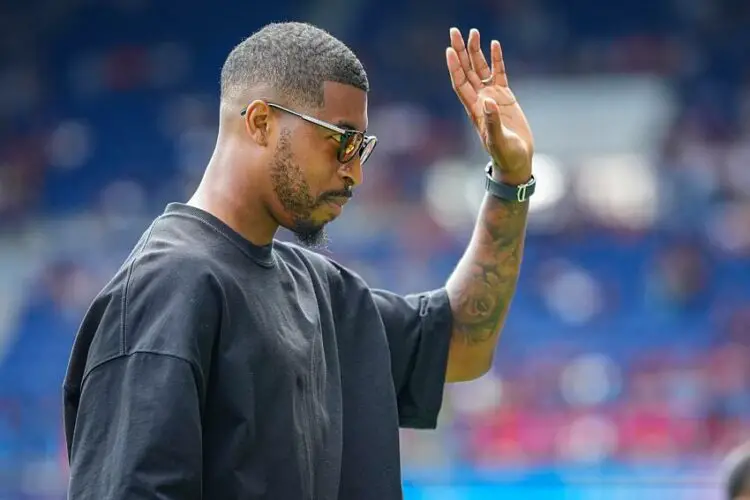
292, 224, 329, 250
279, 214, 325, 248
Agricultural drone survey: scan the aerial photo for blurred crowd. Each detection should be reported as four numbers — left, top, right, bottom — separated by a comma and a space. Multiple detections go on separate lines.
1, 0, 750, 494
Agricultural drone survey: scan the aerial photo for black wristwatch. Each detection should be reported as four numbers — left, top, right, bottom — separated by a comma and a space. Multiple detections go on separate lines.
484, 161, 536, 203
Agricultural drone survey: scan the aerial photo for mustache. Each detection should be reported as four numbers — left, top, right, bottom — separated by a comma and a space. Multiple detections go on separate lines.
319, 188, 353, 201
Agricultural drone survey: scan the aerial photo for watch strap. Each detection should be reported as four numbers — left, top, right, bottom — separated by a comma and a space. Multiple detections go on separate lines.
484, 161, 536, 203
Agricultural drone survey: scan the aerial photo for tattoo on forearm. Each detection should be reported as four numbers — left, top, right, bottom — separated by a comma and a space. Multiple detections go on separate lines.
447, 195, 528, 345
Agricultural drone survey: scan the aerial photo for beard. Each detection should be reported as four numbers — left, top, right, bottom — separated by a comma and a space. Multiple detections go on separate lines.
269, 129, 329, 249
289, 220, 329, 250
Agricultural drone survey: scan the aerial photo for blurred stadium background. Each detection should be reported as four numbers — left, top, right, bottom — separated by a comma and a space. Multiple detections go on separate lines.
1, 0, 750, 498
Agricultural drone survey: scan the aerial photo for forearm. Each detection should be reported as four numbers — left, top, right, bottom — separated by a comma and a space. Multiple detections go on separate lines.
445, 191, 528, 380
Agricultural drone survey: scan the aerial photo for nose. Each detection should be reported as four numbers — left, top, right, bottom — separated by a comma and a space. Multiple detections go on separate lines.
338, 156, 363, 188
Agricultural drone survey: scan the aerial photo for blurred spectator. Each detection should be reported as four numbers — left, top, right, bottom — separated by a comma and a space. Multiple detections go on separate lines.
2, 0, 750, 498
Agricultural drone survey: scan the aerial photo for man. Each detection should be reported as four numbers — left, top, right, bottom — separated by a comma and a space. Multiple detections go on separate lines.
63, 22, 535, 500
724, 442, 750, 499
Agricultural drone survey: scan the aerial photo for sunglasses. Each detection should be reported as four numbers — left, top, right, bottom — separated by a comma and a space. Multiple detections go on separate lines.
241, 102, 378, 165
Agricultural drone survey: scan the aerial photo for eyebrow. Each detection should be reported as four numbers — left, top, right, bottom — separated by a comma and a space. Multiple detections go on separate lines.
334, 120, 366, 133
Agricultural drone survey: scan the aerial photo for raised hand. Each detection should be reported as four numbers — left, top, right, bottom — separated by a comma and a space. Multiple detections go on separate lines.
446, 28, 534, 184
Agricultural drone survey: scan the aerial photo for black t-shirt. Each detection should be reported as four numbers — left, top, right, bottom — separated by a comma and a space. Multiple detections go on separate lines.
63, 203, 453, 500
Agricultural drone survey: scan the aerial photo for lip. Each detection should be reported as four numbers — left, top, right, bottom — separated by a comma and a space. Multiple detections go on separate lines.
325, 197, 349, 215
326, 200, 343, 215
327, 196, 350, 206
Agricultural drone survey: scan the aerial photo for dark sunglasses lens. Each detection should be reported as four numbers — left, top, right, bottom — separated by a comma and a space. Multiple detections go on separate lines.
339, 133, 363, 163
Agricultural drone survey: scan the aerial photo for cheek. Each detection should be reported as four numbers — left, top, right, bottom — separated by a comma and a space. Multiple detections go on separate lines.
289, 132, 318, 180
296, 129, 341, 174
298, 155, 339, 195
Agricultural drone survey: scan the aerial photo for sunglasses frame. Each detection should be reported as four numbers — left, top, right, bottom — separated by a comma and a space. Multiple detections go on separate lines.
241, 102, 377, 164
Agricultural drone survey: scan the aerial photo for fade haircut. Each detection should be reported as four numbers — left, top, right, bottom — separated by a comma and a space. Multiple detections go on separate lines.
220, 22, 369, 109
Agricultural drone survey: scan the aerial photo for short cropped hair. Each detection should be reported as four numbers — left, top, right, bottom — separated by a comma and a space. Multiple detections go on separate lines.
220, 22, 369, 108
724, 442, 750, 499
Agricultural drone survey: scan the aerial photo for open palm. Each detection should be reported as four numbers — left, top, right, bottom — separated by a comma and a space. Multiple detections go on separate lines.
446, 28, 534, 183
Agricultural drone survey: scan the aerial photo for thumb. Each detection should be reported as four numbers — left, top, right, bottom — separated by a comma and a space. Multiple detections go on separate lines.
483, 97, 526, 163
483, 97, 505, 136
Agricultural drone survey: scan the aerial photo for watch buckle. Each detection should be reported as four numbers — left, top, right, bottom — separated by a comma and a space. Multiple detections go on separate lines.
516, 177, 535, 202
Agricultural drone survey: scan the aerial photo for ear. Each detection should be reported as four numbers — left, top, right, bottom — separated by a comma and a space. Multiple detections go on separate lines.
243, 100, 272, 146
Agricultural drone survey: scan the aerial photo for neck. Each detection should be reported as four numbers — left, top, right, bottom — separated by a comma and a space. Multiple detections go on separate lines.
188, 149, 279, 247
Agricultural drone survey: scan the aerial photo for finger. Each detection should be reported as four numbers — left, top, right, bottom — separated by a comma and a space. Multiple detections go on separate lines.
468, 29, 492, 81
491, 39, 509, 87
449, 27, 482, 90
446, 47, 478, 113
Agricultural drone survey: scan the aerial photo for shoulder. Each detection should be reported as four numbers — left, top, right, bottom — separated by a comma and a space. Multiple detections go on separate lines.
723, 441, 750, 498
126, 215, 227, 316
114, 219, 221, 303
70, 217, 224, 392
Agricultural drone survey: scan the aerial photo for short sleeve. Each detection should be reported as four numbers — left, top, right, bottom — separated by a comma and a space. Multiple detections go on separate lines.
65, 353, 203, 500
371, 288, 454, 429
63, 240, 223, 499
